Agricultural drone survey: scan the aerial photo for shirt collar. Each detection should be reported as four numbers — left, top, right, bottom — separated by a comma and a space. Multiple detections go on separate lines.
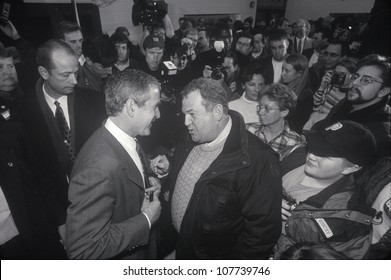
42, 84, 68, 112
105, 117, 137, 152
242, 92, 259, 104
204, 116, 232, 148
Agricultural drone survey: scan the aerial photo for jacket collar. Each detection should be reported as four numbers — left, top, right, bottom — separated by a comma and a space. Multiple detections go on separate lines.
304, 175, 355, 208
99, 126, 145, 190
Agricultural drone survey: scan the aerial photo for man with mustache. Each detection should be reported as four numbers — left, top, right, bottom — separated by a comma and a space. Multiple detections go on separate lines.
313, 54, 390, 162
0, 46, 21, 122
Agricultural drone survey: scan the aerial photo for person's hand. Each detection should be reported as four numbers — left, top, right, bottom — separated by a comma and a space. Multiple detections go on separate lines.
141, 191, 161, 226
281, 199, 292, 221
150, 155, 169, 176
58, 224, 66, 246
146, 177, 161, 197
203, 65, 213, 78
319, 70, 333, 91
0, 20, 21, 40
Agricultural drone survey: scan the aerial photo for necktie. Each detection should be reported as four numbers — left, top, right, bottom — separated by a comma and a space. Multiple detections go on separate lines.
135, 140, 150, 189
298, 39, 302, 54
54, 101, 75, 174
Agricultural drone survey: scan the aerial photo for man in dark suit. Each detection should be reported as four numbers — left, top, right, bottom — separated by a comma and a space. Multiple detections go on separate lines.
65, 69, 162, 259
0, 122, 66, 259
289, 19, 312, 55
20, 40, 106, 242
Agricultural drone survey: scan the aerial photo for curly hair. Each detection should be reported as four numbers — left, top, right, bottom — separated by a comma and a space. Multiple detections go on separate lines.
258, 83, 297, 112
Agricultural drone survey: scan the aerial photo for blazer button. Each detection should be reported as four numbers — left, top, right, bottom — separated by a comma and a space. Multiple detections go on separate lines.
7, 162, 13, 167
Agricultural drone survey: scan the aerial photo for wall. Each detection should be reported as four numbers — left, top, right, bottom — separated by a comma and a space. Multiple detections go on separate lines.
24, 0, 257, 45
98, 0, 257, 44
285, 0, 375, 22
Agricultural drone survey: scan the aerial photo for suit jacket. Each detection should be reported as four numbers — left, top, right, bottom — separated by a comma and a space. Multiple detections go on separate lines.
258, 56, 274, 85
302, 48, 315, 61
0, 122, 66, 259
19, 78, 106, 226
65, 126, 155, 259
289, 37, 312, 55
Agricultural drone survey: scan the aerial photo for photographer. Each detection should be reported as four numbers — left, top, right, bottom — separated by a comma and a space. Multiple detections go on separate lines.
202, 50, 241, 101
304, 56, 358, 129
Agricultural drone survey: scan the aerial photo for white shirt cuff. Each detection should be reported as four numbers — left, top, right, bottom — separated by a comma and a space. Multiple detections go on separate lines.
142, 212, 151, 229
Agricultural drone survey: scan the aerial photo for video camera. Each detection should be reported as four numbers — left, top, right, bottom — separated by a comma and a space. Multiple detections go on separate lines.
132, 0, 168, 29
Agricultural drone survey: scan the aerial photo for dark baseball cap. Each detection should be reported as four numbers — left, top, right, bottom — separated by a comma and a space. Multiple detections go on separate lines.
143, 35, 164, 50
304, 121, 377, 166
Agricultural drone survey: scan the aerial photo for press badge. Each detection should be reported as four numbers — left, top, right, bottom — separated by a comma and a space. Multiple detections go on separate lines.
315, 218, 334, 238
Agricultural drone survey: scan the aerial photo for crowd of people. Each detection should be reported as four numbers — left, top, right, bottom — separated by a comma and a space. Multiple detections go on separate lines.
0, 6, 390, 260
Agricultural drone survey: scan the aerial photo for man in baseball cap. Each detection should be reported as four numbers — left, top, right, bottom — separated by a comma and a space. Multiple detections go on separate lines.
140, 34, 165, 76
275, 120, 377, 259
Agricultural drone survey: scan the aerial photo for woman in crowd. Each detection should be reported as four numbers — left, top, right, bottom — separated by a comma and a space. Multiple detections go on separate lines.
303, 56, 358, 129
228, 65, 266, 124
246, 83, 305, 169
279, 54, 313, 133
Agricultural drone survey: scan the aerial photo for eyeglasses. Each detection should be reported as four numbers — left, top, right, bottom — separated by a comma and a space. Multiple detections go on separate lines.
349, 73, 384, 86
321, 51, 340, 59
256, 105, 280, 113
237, 41, 251, 47
296, 25, 306, 29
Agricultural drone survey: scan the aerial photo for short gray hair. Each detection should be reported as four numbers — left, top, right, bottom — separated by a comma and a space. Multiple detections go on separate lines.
105, 69, 160, 116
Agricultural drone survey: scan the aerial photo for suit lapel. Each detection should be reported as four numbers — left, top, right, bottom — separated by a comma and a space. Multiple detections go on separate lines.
100, 127, 145, 190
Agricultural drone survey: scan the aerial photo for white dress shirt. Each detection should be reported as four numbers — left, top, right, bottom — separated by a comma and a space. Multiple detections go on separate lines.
272, 58, 284, 83
43, 85, 70, 128
104, 118, 151, 228
104, 117, 145, 184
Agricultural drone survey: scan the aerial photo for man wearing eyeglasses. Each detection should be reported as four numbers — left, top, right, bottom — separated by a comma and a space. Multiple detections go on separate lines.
309, 42, 349, 92
234, 32, 253, 70
312, 54, 390, 162
289, 19, 312, 55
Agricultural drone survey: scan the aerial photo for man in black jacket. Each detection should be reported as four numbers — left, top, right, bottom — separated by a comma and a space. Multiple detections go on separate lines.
0, 122, 66, 259
313, 54, 390, 163
168, 78, 282, 259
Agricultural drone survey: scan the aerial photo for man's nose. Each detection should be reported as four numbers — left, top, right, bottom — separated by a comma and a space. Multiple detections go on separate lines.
155, 107, 160, 119
70, 73, 77, 84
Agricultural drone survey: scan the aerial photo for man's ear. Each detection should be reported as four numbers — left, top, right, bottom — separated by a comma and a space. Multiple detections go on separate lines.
38, 66, 49, 80
378, 87, 390, 98
125, 98, 137, 117
341, 164, 362, 175
213, 104, 224, 121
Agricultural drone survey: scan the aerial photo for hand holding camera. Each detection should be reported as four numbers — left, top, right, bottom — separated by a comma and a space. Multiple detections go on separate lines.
319, 70, 333, 91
